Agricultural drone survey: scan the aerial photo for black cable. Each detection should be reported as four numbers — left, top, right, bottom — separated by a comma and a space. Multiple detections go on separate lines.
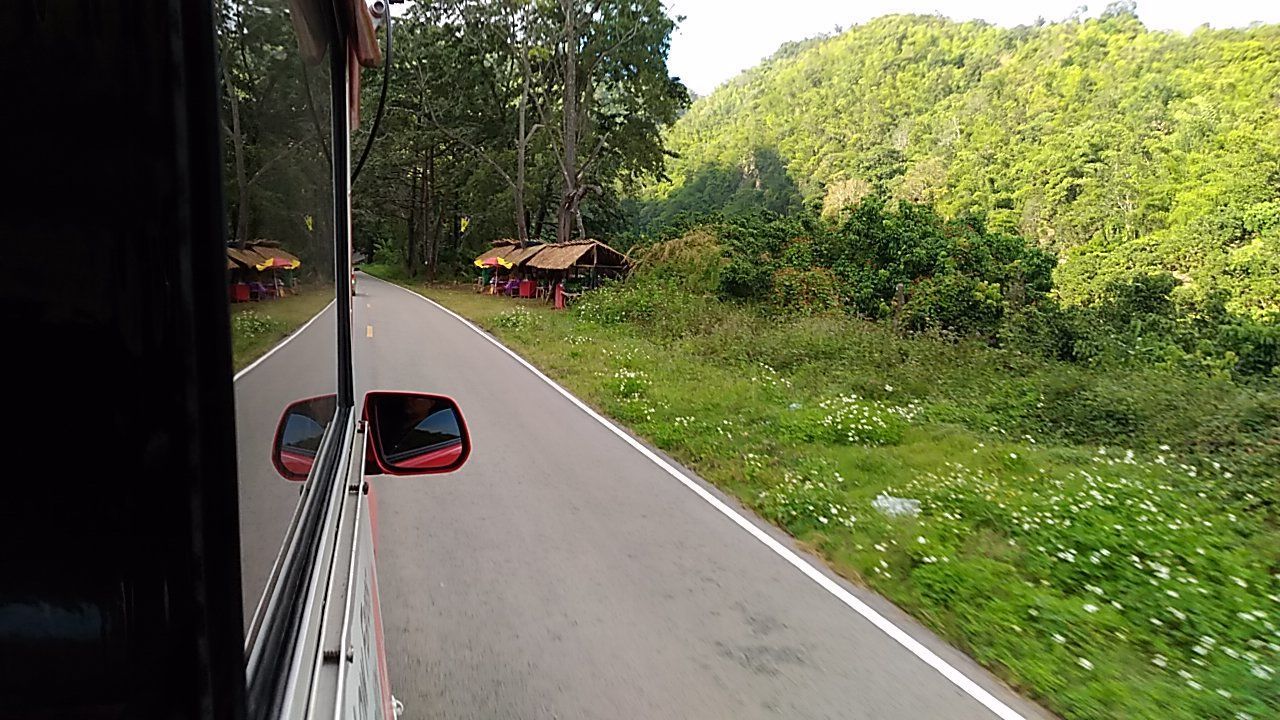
352, 9, 391, 183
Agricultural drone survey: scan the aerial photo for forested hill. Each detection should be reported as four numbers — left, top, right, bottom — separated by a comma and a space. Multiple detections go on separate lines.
632, 9, 1280, 319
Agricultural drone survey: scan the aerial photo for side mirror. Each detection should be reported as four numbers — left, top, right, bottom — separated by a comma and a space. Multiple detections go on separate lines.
364, 391, 471, 476
271, 394, 337, 481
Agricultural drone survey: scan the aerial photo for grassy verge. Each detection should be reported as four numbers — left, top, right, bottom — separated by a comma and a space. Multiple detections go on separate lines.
230, 288, 334, 372
374, 273, 1278, 720
356, 262, 410, 283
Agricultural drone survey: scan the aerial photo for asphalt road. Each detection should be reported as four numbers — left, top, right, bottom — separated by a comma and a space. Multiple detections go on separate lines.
234, 295, 337, 621
235, 274, 1052, 720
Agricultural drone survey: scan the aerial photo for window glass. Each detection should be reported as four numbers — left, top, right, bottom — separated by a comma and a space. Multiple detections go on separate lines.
216, 0, 337, 628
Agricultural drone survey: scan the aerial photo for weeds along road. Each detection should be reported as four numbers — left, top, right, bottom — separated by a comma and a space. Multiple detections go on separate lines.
235, 273, 1053, 720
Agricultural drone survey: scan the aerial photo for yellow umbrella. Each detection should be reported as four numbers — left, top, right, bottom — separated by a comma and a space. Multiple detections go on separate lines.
474, 256, 513, 269
255, 256, 301, 271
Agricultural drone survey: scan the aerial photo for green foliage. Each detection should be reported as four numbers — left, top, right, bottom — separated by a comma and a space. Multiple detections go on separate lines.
780, 394, 921, 445
372, 237, 406, 267
491, 306, 539, 330
216, 0, 335, 274
574, 281, 660, 327
770, 267, 842, 315
640, 214, 1279, 377
633, 12, 1280, 321
230, 310, 281, 340
631, 229, 725, 293
707, 201, 1055, 334
341, 0, 687, 275
902, 274, 1003, 335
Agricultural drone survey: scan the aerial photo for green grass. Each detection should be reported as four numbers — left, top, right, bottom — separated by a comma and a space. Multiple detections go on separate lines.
230, 288, 334, 371
357, 262, 411, 283
379, 276, 1278, 720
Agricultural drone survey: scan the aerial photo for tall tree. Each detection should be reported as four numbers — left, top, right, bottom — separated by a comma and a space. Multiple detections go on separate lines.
541, 0, 687, 242
216, 0, 331, 256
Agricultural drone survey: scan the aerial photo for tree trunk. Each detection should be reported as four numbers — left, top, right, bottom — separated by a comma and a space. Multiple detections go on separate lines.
451, 204, 461, 250
556, 0, 578, 244
406, 158, 421, 273
533, 176, 551, 239
514, 61, 531, 247
419, 145, 435, 279
222, 51, 250, 249
429, 194, 446, 282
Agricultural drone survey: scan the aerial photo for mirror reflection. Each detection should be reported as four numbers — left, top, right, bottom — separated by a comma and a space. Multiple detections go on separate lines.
367, 393, 469, 474
272, 394, 337, 481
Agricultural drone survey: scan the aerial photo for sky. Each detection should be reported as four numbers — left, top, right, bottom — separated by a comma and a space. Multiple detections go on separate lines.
665, 0, 1280, 96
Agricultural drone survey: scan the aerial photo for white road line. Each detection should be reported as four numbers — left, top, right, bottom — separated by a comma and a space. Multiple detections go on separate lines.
232, 299, 336, 383
375, 277, 1028, 720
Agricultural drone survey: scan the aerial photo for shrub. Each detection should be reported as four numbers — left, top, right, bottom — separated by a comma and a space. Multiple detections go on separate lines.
232, 310, 280, 340
492, 306, 538, 330
756, 468, 858, 533
623, 199, 1280, 377
633, 229, 725, 293
902, 274, 1005, 335
575, 281, 659, 326
372, 237, 406, 266
781, 394, 920, 445
771, 267, 842, 315
999, 304, 1085, 361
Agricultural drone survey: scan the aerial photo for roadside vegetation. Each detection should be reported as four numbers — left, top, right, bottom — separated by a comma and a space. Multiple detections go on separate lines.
370, 215, 1278, 719
230, 290, 333, 372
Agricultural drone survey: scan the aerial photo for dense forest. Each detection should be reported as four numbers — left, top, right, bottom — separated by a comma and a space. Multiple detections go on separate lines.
630, 5, 1280, 323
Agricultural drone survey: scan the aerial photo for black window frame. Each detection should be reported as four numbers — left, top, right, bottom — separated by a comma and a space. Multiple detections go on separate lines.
1, 1, 358, 718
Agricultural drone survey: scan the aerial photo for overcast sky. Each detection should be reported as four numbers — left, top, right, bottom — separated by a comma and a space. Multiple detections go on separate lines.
665, 0, 1280, 96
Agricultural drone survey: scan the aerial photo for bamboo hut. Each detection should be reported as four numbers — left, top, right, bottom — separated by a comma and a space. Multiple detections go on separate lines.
504, 244, 548, 270
472, 239, 629, 298
524, 240, 629, 282
474, 243, 518, 265
226, 243, 304, 301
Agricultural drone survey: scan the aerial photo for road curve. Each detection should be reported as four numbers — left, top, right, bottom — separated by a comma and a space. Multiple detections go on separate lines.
348, 274, 1052, 720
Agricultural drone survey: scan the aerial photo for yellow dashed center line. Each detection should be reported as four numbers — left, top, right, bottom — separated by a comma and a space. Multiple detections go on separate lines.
366, 325, 374, 338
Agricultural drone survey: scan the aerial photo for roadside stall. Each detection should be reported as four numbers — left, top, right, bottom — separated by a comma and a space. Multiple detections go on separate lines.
252, 244, 303, 296
523, 240, 629, 307
227, 246, 272, 301
504, 244, 549, 297
473, 243, 516, 293
226, 243, 304, 301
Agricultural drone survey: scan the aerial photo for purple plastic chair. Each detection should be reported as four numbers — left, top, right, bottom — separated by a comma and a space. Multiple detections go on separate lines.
248, 281, 274, 301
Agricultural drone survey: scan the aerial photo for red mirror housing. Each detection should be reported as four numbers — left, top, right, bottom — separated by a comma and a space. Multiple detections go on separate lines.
271, 394, 337, 481
363, 391, 471, 476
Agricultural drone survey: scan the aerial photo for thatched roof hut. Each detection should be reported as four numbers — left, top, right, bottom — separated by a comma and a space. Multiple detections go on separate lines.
475, 244, 518, 264
259, 246, 302, 266
227, 246, 271, 269
227, 244, 303, 271
505, 244, 548, 267
525, 240, 628, 272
